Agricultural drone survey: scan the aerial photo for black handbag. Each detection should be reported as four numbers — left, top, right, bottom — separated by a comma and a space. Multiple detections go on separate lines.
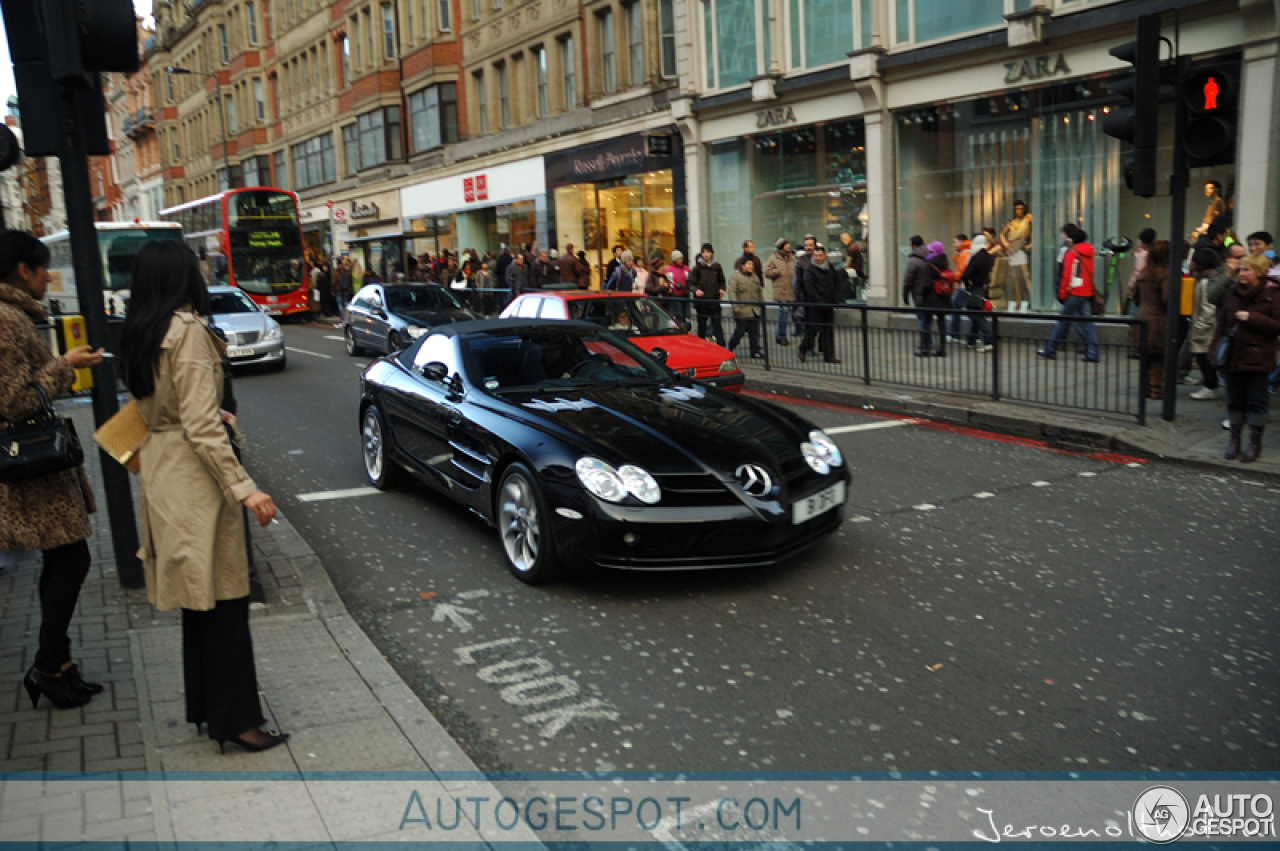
0, 384, 84, 483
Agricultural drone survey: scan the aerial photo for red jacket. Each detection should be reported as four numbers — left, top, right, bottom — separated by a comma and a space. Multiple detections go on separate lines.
1058, 242, 1095, 301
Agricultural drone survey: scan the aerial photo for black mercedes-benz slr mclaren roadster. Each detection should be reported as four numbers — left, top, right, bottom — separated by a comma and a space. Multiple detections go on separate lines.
358, 319, 850, 583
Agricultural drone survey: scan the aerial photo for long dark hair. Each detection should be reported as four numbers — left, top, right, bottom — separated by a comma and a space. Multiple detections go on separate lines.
119, 240, 210, 399
0, 229, 51, 284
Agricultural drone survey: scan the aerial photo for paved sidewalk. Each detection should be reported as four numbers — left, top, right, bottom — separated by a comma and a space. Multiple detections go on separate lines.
740, 357, 1280, 477
0, 401, 514, 845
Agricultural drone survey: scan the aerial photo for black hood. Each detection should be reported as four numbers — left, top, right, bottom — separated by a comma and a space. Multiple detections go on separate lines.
482, 382, 815, 482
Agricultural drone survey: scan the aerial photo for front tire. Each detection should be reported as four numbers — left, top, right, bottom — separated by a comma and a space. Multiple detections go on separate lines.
496, 463, 561, 584
345, 326, 363, 356
362, 404, 407, 489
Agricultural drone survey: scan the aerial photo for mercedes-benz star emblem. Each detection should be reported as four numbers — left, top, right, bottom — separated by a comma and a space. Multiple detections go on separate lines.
735, 463, 773, 497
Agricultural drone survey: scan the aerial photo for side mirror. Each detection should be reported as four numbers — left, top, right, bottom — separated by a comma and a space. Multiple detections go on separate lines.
421, 361, 449, 382
650, 347, 669, 365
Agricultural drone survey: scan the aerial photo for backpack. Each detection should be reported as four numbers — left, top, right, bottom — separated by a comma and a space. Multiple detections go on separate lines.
934, 270, 956, 298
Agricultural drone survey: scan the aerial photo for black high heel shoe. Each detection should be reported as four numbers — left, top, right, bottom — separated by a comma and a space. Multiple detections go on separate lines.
62, 664, 104, 695
217, 729, 290, 754
24, 667, 91, 710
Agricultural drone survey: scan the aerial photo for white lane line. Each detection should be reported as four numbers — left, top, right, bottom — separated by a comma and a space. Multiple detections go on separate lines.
825, 418, 920, 435
974, 492, 995, 499
323, 335, 345, 341
1031, 481, 1051, 487
285, 346, 333, 359
296, 486, 380, 503
913, 503, 937, 511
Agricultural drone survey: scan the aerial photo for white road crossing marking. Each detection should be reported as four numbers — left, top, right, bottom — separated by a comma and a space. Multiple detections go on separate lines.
285, 346, 333, 359
295, 486, 380, 502
824, 419, 920, 435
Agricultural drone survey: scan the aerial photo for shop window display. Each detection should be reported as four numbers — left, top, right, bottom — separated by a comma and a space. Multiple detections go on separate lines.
554, 170, 676, 287
708, 119, 867, 271
895, 79, 1237, 311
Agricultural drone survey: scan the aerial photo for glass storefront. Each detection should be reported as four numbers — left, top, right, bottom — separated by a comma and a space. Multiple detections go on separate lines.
553, 170, 677, 286
546, 131, 685, 289
895, 73, 1239, 310
708, 118, 867, 264
408, 215, 457, 258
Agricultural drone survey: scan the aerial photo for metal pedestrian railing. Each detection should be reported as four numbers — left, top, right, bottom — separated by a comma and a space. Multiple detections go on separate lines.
460, 288, 1151, 425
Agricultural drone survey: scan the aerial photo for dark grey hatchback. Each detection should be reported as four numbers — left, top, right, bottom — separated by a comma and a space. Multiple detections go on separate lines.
343, 283, 478, 356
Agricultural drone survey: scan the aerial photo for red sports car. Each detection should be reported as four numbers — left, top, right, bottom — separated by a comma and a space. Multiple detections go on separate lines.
501, 292, 743, 390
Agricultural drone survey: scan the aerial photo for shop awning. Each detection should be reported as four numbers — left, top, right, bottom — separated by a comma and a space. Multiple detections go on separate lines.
345, 231, 405, 244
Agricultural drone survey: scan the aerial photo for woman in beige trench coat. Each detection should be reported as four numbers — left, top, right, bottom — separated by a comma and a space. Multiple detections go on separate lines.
119, 240, 288, 754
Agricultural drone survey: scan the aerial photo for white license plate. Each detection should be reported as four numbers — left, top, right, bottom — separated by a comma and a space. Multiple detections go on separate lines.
265, 309, 282, 316
227, 347, 254, 358
792, 481, 845, 524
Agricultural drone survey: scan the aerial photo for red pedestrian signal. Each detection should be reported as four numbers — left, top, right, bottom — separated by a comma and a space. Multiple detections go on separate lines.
1202, 75, 1219, 110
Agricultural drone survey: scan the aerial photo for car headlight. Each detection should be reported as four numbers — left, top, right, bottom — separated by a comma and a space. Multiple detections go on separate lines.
263, 323, 282, 341
801, 429, 844, 475
574, 457, 661, 504
720, 358, 739, 373
407, 325, 427, 339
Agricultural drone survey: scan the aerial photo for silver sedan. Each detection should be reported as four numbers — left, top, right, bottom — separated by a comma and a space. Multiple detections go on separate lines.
207, 285, 287, 371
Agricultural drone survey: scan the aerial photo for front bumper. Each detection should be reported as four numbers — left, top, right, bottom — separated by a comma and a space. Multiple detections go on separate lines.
227, 337, 286, 366
548, 471, 847, 570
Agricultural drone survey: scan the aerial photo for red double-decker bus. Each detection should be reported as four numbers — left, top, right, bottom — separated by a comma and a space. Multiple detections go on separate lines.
160, 187, 309, 315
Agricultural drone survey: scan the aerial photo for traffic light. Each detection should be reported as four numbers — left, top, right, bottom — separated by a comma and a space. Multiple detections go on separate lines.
1184, 67, 1237, 167
1102, 15, 1162, 198
0, 0, 139, 154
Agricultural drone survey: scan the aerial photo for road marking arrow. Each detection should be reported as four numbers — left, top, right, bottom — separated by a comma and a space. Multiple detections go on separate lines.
432, 602, 480, 632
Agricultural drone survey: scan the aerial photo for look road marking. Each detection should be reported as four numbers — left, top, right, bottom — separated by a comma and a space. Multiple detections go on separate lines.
296, 486, 380, 502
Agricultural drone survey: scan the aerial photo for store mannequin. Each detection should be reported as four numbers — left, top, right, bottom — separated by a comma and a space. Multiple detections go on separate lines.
1191, 180, 1228, 239
1001, 200, 1033, 311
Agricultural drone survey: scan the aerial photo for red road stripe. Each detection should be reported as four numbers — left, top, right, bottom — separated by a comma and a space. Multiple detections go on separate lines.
743, 388, 1149, 465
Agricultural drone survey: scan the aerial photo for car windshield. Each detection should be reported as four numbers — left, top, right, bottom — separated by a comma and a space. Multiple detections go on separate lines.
460, 328, 673, 392
208, 291, 260, 314
566, 297, 683, 336
386, 287, 462, 312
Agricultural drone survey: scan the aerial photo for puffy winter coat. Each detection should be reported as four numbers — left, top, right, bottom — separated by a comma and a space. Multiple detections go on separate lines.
1212, 281, 1280, 373
764, 251, 796, 302
728, 270, 762, 318
903, 247, 932, 307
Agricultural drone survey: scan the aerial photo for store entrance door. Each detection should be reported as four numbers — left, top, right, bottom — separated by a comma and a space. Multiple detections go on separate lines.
553, 170, 675, 288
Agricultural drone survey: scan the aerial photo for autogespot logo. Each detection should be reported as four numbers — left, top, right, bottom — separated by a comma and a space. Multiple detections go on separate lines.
1133, 786, 1191, 844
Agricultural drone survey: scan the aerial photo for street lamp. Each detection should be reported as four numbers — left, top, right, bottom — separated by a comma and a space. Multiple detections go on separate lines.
165, 65, 233, 188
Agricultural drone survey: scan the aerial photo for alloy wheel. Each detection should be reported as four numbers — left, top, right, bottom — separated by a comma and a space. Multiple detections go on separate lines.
362, 409, 383, 482
499, 473, 540, 573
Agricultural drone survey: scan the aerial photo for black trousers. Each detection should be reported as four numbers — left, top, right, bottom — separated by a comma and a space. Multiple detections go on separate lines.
182, 596, 265, 740
35, 539, 92, 672
1225, 371, 1271, 427
696, 306, 725, 344
801, 306, 836, 357
728, 317, 761, 355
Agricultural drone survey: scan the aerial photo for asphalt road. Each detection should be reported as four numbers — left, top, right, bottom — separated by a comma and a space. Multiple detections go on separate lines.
231, 323, 1280, 773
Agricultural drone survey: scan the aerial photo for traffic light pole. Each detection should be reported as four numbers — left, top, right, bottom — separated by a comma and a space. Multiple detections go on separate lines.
1162, 54, 1191, 422
56, 85, 145, 588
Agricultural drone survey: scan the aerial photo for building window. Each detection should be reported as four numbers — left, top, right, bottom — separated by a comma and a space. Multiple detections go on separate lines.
438, 0, 451, 31
494, 0, 503, 8
291, 132, 335, 189
351, 16, 361, 71
534, 47, 548, 118
894, 0, 1002, 45
352, 106, 402, 170
341, 36, 350, 86
225, 93, 236, 134
243, 154, 270, 186
626, 3, 643, 87
171, 128, 180, 161
165, 72, 174, 103
561, 35, 576, 110
246, 1, 259, 44
381, 3, 396, 60
408, 82, 459, 152
474, 70, 487, 134
471, 0, 480, 20
598, 9, 616, 94
218, 24, 229, 63
342, 123, 359, 174
274, 149, 288, 189
659, 0, 676, 78
497, 63, 509, 129
254, 77, 265, 121
702, 0, 759, 89
365, 9, 375, 68
790, 0, 869, 67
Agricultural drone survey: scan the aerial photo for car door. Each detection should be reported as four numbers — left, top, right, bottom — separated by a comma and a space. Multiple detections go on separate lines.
348, 288, 372, 346
365, 287, 391, 352
380, 334, 463, 482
